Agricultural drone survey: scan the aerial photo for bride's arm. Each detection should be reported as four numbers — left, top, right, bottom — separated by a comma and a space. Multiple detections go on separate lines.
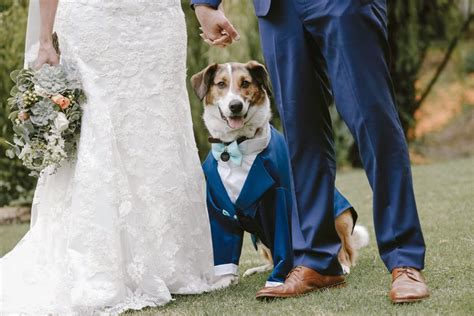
34, 0, 60, 69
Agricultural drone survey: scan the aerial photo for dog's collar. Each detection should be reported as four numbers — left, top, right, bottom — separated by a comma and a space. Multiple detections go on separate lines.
208, 136, 248, 146
208, 128, 261, 146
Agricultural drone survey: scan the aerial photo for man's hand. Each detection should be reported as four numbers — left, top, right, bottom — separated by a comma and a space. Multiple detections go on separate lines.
195, 4, 240, 48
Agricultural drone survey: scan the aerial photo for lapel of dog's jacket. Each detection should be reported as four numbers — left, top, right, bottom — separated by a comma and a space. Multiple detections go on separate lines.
234, 154, 275, 217
202, 153, 237, 215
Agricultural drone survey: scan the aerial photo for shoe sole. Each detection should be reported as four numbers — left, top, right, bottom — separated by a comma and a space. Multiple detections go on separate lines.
256, 281, 347, 301
391, 294, 430, 304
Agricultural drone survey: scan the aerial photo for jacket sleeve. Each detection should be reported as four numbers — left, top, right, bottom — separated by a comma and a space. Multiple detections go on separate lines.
191, 0, 221, 9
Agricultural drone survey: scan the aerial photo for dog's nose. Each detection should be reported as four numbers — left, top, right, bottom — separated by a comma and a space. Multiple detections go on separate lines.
229, 100, 243, 114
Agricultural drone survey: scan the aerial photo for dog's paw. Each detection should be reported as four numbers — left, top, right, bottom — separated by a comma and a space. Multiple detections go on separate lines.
212, 274, 239, 290
338, 246, 353, 274
341, 263, 351, 275
243, 264, 273, 277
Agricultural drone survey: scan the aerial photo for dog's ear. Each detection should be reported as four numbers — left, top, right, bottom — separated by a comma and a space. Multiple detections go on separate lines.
191, 63, 218, 101
246, 60, 272, 97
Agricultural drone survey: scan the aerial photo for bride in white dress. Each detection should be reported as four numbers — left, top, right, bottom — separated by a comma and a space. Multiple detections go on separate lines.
0, 0, 215, 314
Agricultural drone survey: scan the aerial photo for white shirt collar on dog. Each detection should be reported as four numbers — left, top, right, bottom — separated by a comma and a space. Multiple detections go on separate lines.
217, 124, 272, 204
238, 124, 271, 156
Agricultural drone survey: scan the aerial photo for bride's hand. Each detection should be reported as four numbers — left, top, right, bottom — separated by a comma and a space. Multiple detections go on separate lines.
33, 43, 60, 70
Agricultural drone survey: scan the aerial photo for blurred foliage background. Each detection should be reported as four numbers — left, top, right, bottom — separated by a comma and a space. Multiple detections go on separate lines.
0, 0, 473, 207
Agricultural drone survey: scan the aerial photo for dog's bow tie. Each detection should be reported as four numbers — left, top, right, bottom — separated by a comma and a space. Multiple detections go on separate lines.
211, 141, 243, 166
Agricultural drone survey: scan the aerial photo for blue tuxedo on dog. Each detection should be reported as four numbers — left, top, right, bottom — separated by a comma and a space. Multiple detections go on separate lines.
193, 0, 426, 275
203, 126, 354, 285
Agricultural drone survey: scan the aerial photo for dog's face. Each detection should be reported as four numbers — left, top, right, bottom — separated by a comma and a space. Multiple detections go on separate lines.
191, 61, 272, 142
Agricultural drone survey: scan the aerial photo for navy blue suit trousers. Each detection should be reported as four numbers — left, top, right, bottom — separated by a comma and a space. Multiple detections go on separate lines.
257, 0, 425, 274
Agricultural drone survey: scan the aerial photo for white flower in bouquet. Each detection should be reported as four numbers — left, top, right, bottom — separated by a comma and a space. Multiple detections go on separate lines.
54, 112, 70, 132
34, 84, 50, 98
18, 143, 32, 160
45, 131, 67, 163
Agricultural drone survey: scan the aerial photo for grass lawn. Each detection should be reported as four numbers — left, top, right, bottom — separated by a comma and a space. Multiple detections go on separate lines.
1, 157, 473, 315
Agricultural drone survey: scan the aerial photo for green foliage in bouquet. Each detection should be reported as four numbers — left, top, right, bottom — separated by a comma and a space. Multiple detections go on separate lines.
6, 64, 85, 177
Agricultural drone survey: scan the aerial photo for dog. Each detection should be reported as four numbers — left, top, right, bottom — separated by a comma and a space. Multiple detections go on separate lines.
191, 61, 369, 289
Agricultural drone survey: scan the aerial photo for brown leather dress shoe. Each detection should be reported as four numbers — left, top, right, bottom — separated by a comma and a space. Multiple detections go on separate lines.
390, 267, 430, 303
256, 266, 345, 300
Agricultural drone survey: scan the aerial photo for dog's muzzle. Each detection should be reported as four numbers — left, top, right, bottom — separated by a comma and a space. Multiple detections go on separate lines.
218, 105, 248, 130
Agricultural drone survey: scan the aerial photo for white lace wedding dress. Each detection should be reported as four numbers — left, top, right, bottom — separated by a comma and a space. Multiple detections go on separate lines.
0, 0, 215, 314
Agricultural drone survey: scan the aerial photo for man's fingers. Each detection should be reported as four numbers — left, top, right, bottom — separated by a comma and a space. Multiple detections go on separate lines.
201, 33, 231, 48
203, 38, 228, 48
212, 35, 232, 46
204, 38, 215, 46
220, 20, 240, 41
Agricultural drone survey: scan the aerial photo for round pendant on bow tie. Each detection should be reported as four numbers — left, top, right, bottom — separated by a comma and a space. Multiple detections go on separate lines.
221, 151, 230, 162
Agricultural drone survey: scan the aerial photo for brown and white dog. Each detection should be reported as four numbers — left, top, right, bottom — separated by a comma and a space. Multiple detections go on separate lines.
191, 61, 369, 286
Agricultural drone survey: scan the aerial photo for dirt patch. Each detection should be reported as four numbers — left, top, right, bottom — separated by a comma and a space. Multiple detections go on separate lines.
413, 48, 474, 138
410, 42, 474, 162
413, 106, 474, 161
0, 207, 30, 224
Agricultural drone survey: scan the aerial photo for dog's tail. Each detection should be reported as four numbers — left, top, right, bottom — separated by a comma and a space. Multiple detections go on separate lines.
353, 225, 370, 249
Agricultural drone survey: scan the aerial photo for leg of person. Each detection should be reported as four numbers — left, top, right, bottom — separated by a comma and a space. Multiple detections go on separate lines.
258, 0, 341, 274
300, 0, 428, 302
254, 0, 346, 298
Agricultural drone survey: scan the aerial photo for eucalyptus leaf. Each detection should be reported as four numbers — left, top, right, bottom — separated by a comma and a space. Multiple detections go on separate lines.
64, 142, 73, 154
12, 125, 31, 143
24, 121, 35, 132
12, 124, 25, 136
8, 110, 19, 120
10, 85, 19, 96
69, 114, 80, 121
7, 96, 17, 108
10, 69, 20, 83
22, 131, 30, 143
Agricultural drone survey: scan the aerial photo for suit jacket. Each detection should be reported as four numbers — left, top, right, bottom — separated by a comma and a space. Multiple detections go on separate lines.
202, 126, 292, 229
191, 0, 272, 17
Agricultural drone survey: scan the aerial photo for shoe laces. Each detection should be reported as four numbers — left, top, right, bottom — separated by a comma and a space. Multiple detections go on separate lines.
286, 266, 304, 280
393, 267, 421, 282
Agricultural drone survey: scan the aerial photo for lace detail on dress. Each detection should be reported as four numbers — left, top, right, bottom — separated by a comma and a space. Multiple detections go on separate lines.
0, 1, 214, 314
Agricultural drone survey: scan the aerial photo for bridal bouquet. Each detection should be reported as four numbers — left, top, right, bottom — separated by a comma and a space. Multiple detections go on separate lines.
6, 63, 86, 177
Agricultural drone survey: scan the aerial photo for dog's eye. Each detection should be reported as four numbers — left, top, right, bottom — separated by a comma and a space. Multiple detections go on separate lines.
241, 80, 251, 88
217, 82, 226, 89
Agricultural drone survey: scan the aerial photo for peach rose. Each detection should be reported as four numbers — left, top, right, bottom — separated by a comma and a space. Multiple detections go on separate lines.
51, 94, 71, 110
18, 111, 30, 122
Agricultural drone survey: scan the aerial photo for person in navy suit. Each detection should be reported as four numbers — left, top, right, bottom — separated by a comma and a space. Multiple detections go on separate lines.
192, 0, 429, 303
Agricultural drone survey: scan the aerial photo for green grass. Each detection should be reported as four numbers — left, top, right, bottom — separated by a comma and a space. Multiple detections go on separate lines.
1, 158, 473, 315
